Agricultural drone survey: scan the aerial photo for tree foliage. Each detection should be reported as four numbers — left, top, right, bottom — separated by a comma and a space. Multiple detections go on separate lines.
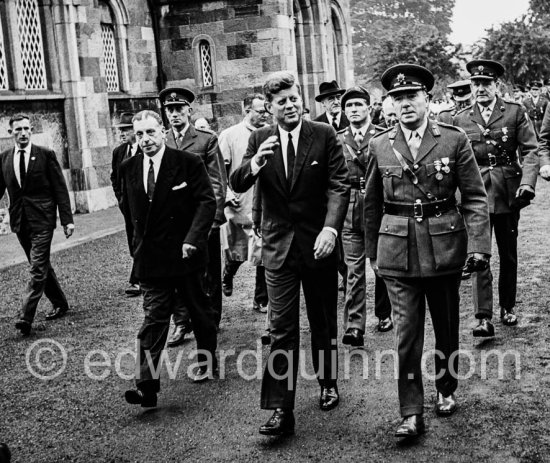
352, 0, 458, 95
475, 7, 550, 85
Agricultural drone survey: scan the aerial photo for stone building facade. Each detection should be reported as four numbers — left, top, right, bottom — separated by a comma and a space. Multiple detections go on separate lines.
0, 0, 353, 229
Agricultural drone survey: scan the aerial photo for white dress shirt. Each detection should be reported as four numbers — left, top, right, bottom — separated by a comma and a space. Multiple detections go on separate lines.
327, 112, 341, 127
13, 143, 32, 187
143, 145, 165, 194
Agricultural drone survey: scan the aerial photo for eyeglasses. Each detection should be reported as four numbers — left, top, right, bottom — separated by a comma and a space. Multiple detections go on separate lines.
251, 109, 267, 116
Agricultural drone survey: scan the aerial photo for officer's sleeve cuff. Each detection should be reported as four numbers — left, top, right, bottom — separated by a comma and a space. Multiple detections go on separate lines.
323, 226, 338, 238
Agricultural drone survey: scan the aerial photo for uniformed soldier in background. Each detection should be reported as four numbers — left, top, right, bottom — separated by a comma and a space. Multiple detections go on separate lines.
438, 80, 472, 124
337, 86, 392, 348
159, 87, 227, 345
453, 60, 539, 337
538, 103, 550, 181
364, 64, 491, 438
522, 81, 549, 139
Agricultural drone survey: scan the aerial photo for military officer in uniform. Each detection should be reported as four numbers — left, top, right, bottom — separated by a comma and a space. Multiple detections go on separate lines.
438, 80, 472, 124
364, 64, 491, 438
159, 87, 227, 345
337, 86, 392, 348
453, 60, 539, 336
523, 81, 548, 139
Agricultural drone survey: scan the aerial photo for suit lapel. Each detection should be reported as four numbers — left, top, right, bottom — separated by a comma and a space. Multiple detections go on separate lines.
392, 125, 415, 163
486, 99, 504, 127
180, 125, 197, 151
7, 148, 17, 189
414, 124, 438, 164
290, 121, 313, 191
343, 127, 358, 151
470, 103, 488, 128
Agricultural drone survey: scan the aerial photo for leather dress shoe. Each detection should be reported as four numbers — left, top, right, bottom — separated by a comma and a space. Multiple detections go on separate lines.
192, 365, 217, 383
125, 283, 141, 297
124, 389, 157, 408
253, 301, 268, 313
167, 323, 192, 347
342, 328, 364, 347
435, 392, 457, 416
222, 271, 233, 297
15, 319, 31, 336
473, 317, 495, 337
259, 409, 295, 436
501, 307, 518, 326
377, 317, 394, 333
395, 414, 425, 438
319, 386, 339, 411
45, 306, 68, 321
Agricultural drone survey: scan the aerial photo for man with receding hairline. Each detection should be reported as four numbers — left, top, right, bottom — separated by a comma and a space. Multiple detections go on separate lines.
231, 71, 350, 436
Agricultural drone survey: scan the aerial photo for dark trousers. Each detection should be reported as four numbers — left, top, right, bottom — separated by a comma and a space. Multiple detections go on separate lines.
224, 260, 268, 306
137, 272, 217, 393
472, 211, 519, 318
16, 221, 68, 323
341, 228, 391, 331
261, 241, 338, 410
173, 228, 221, 327
383, 274, 461, 417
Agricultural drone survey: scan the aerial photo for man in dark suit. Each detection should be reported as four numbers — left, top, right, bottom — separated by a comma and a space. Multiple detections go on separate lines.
0, 114, 74, 336
159, 87, 227, 345
364, 64, 491, 438
337, 86, 392, 349
313, 80, 349, 131
121, 110, 217, 407
453, 60, 539, 336
110, 112, 142, 297
231, 72, 350, 436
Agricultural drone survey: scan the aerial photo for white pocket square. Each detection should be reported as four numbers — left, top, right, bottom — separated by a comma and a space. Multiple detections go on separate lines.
172, 181, 187, 190
311, 161, 319, 166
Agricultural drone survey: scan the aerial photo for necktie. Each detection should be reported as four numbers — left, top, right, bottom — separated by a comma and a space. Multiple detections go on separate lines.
286, 133, 295, 189
176, 132, 183, 149
147, 159, 155, 202
332, 116, 338, 131
354, 131, 363, 146
482, 106, 492, 123
19, 150, 26, 186
407, 131, 421, 159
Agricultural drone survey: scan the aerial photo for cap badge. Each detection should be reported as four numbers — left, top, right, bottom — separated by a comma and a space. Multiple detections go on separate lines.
397, 73, 406, 84
478, 65, 484, 72
170, 92, 177, 100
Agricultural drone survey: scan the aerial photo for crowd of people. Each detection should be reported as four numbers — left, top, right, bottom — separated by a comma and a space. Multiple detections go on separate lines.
1, 56, 549, 445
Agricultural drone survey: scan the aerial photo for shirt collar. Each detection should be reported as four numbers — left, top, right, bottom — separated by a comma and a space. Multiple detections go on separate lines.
400, 117, 429, 141
144, 144, 166, 165
477, 98, 497, 114
173, 124, 190, 139
352, 119, 372, 137
327, 112, 340, 124
278, 121, 302, 141
15, 143, 32, 155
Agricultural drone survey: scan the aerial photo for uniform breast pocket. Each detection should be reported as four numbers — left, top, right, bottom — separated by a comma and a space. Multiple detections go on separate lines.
428, 214, 467, 271
377, 214, 409, 271
379, 165, 403, 194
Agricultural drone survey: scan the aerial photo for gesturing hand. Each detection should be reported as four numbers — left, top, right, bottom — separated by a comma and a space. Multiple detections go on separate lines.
182, 243, 197, 259
313, 229, 336, 260
254, 135, 279, 166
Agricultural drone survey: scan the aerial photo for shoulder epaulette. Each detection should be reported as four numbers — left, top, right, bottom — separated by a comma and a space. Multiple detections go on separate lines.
195, 127, 215, 136
435, 120, 466, 134
372, 126, 393, 139
454, 105, 473, 117
337, 127, 347, 134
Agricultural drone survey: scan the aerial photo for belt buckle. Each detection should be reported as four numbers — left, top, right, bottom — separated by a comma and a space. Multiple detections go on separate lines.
414, 200, 423, 222
488, 153, 497, 167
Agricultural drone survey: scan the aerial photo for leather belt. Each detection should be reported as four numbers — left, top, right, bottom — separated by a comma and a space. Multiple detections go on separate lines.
383, 197, 456, 219
477, 153, 515, 167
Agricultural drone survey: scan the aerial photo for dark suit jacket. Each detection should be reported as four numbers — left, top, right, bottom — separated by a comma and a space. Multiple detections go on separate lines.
364, 122, 491, 278
120, 146, 216, 280
230, 120, 350, 270
453, 98, 539, 213
166, 125, 227, 225
0, 144, 73, 233
111, 143, 142, 204
313, 112, 350, 131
